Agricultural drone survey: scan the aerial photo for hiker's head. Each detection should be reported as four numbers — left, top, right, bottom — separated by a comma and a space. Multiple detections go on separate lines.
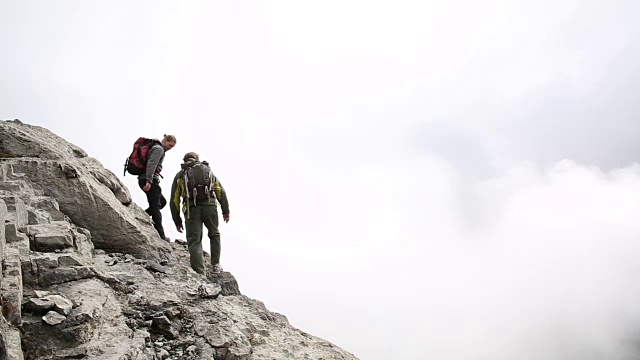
183, 152, 199, 162
162, 134, 177, 151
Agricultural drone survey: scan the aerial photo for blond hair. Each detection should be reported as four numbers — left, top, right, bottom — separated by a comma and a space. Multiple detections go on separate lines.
163, 134, 177, 144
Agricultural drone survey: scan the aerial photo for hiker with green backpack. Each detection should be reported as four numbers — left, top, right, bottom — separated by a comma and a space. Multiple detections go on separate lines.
169, 152, 230, 275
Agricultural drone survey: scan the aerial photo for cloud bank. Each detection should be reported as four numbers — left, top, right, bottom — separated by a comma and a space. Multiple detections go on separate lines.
3, 1, 640, 359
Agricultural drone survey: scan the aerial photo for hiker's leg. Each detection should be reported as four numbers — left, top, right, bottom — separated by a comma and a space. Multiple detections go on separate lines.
138, 179, 153, 215
185, 205, 205, 274
202, 206, 221, 267
140, 179, 166, 239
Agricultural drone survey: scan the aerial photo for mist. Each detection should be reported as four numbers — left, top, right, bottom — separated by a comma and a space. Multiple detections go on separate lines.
3, 1, 640, 359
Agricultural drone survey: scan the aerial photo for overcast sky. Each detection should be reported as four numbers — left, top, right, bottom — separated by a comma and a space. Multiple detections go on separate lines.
3, 1, 640, 359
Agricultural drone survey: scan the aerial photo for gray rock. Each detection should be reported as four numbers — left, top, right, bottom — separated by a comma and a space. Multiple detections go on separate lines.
164, 307, 181, 320
0, 198, 6, 270
2, 247, 23, 325
27, 207, 51, 225
198, 283, 222, 299
151, 316, 180, 339
0, 122, 359, 360
53, 348, 87, 359
26, 221, 72, 239
32, 255, 59, 270
58, 254, 84, 267
145, 261, 169, 273
22, 279, 147, 359
4, 219, 19, 244
13, 233, 30, 260
24, 298, 54, 315
0, 194, 27, 228
137, 329, 151, 341
209, 271, 242, 296
25, 222, 94, 257
21, 262, 37, 288
38, 266, 96, 287
44, 294, 73, 316
34, 290, 52, 298
0, 179, 36, 201
157, 349, 170, 359
29, 196, 65, 221
42, 311, 66, 325
33, 232, 74, 252
196, 321, 252, 359
0, 121, 176, 261
71, 227, 94, 259
0, 325, 25, 360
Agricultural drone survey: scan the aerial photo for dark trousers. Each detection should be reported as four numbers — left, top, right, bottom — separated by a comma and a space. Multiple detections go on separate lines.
138, 178, 167, 239
185, 205, 220, 274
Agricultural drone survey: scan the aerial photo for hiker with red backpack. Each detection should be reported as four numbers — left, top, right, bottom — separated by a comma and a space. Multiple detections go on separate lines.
169, 151, 230, 275
124, 134, 177, 241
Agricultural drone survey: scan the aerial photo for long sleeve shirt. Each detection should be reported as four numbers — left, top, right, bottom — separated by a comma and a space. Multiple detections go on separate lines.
138, 144, 165, 183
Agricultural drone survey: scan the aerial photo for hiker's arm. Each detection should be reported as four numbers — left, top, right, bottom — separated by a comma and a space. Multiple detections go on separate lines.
169, 172, 183, 227
213, 175, 230, 216
144, 145, 163, 182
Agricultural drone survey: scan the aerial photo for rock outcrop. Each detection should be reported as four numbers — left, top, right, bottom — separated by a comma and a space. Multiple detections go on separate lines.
0, 120, 358, 360
0, 120, 173, 261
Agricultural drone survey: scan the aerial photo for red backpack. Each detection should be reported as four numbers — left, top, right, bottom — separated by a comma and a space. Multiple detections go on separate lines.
123, 137, 162, 176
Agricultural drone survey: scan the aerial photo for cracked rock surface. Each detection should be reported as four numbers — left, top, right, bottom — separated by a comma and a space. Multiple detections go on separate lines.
0, 120, 358, 359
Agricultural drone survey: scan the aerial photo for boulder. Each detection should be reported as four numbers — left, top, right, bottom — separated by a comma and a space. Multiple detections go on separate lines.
24, 298, 55, 315
42, 311, 66, 325
44, 294, 73, 316
0, 121, 175, 261
21, 279, 147, 359
198, 283, 222, 299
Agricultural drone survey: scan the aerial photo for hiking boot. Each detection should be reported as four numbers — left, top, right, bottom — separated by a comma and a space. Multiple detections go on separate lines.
163, 237, 170, 242
212, 264, 223, 274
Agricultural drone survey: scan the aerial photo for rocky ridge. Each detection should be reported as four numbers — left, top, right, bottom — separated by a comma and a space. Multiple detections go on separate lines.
0, 120, 358, 360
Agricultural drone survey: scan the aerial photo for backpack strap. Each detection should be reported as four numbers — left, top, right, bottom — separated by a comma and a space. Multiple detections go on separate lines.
141, 139, 163, 163
182, 168, 191, 219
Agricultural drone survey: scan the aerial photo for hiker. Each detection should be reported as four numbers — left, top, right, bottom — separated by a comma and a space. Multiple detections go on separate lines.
136, 134, 176, 241
169, 152, 230, 275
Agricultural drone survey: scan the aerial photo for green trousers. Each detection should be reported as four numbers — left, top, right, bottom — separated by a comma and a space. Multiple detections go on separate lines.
185, 205, 220, 274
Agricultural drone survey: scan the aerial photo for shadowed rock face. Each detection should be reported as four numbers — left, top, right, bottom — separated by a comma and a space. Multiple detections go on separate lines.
0, 120, 359, 360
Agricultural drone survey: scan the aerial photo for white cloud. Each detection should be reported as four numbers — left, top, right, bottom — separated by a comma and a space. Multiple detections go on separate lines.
3, 1, 640, 359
